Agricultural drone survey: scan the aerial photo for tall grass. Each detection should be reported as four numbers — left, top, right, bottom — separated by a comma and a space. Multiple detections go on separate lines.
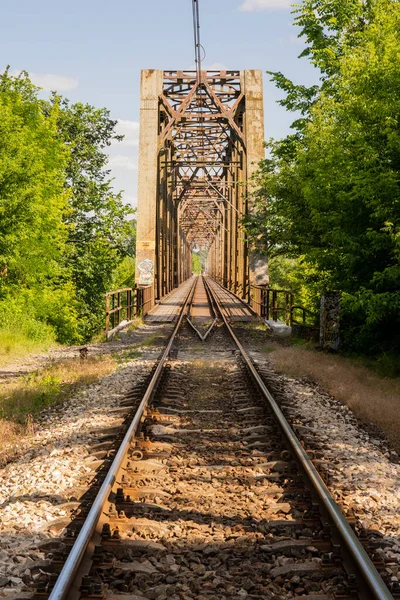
268, 345, 400, 452
0, 326, 56, 366
0, 293, 61, 366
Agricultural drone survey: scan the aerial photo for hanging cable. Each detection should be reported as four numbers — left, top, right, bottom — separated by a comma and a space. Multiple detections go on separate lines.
191, 0, 213, 247
192, 0, 202, 84
191, 0, 206, 165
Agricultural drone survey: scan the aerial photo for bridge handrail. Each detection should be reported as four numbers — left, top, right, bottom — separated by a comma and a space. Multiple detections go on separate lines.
250, 285, 294, 325
105, 287, 133, 297
291, 304, 319, 327
251, 284, 293, 294
105, 285, 154, 338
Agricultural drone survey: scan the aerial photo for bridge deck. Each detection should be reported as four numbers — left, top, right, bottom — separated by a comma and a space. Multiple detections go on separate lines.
205, 277, 254, 322
145, 278, 195, 322
190, 276, 213, 325
146, 277, 254, 323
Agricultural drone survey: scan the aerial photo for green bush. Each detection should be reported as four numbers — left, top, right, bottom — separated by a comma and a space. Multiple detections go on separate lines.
341, 291, 400, 355
111, 256, 136, 290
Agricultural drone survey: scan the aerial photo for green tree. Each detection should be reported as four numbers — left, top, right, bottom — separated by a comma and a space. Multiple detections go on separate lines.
192, 252, 202, 274
48, 96, 135, 339
0, 69, 135, 347
0, 70, 67, 294
0, 69, 81, 343
247, 0, 400, 354
111, 218, 137, 289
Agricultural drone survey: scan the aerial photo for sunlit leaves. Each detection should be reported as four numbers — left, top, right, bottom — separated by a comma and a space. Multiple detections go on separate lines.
248, 0, 400, 353
0, 70, 134, 343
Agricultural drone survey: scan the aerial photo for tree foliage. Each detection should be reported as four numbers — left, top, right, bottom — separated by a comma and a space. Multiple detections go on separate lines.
0, 69, 134, 345
0, 71, 68, 293
50, 97, 134, 338
192, 253, 202, 275
246, 0, 400, 354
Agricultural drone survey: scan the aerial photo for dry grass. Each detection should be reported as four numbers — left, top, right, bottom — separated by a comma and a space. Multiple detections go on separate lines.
268, 345, 400, 452
0, 420, 25, 460
0, 355, 117, 464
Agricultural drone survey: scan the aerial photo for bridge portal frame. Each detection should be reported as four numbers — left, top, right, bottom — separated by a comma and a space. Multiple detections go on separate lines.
135, 69, 266, 302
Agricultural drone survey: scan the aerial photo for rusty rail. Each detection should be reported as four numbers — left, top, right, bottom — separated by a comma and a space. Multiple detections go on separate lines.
105, 286, 154, 337
204, 277, 394, 600
49, 278, 197, 600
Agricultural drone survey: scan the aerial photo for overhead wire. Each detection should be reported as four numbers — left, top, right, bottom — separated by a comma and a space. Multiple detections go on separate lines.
192, 0, 206, 246
192, 0, 204, 84
191, 1, 223, 250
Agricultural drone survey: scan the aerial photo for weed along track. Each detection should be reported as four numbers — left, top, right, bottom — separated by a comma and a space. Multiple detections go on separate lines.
31, 278, 394, 600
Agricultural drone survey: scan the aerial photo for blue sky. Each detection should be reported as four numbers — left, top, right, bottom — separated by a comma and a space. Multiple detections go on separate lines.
1, 0, 319, 210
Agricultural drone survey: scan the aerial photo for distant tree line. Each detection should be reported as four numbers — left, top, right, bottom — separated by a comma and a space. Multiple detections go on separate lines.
192, 249, 208, 275
0, 69, 135, 345
246, 0, 400, 357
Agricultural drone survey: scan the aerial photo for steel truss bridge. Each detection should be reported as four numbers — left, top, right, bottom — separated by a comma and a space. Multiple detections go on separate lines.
135, 69, 267, 302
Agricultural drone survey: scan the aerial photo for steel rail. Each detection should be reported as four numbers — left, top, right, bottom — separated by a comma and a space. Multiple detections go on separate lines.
186, 312, 217, 341
186, 276, 217, 341
48, 277, 198, 600
210, 277, 259, 318
204, 276, 393, 600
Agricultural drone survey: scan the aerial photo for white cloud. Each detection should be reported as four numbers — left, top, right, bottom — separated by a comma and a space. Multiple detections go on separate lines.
114, 119, 140, 146
10, 70, 78, 91
206, 62, 229, 71
108, 155, 138, 171
239, 0, 292, 11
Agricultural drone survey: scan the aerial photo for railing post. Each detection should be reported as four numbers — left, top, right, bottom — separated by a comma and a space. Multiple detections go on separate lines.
127, 289, 132, 321
272, 290, 278, 321
105, 294, 110, 337
290, 293, 294, 326
138, 287, 142, 317
261, 287, 267, 319
285, 292, 290, 326
139, 288, 144, 316
110, 294, 115, 329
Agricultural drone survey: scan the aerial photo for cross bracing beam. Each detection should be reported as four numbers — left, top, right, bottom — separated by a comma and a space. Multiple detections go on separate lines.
135, 69, 267, 300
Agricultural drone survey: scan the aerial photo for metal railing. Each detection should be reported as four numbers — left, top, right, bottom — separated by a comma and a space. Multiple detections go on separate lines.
105, 285, 154, 337
206, 280, 294, 325
136, 285, 154, 317
250, 285, 294, 325
291, 304, 319, 326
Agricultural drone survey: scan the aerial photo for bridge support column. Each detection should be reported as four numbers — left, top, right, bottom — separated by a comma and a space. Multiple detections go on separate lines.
242, 70, 269, 288
135, 69, 163, 297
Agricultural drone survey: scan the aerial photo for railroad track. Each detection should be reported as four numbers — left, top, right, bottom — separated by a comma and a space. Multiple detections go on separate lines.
35, 276, 394, 600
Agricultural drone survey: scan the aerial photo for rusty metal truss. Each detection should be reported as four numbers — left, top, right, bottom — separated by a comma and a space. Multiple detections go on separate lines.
135, 69, 264, 302
160, 70, 245, 250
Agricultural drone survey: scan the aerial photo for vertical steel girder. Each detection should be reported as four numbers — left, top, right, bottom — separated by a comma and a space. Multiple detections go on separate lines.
136, 69, 264, 300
